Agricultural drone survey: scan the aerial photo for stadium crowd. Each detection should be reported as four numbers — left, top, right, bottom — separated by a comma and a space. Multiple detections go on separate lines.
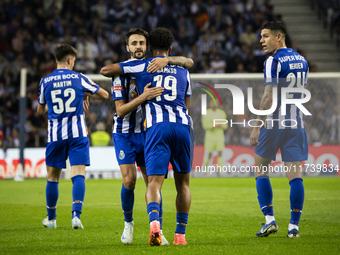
0, 0, 337, 150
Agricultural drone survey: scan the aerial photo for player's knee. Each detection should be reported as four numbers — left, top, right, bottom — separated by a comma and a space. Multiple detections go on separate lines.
123, 180, 136, 189
286, 171, 302, 181
176, 181, 190, 194
123, 173, 137, 189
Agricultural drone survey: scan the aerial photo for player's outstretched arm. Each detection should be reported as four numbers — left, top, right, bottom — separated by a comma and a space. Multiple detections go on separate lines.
37, 104, 48, 115
85, 88, 109, 99
100, 63, 123, 77
94, 88, 109, 99
115, 83, 164, 117
147, 56, 194, 73
83, 88, 109, 110
250, 85, 275, 146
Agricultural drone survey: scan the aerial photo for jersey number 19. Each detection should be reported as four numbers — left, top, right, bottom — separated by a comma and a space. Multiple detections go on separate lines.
154, 75, 177, 101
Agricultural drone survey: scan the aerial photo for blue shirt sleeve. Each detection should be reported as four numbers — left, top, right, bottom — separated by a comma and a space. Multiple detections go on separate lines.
185, 70, 192, 97
38, 78, 45, 105
112, 75, 127, 101
264, 56, 280, 86
80, 73, 100, 94
119, 60, 146, 77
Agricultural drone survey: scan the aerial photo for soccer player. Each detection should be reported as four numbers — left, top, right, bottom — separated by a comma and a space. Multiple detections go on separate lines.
202, 100, 228, 169
37, 44, 109, 229
110, 28, 193, 245
101, 27, 194, 246
250, 21, 308, 238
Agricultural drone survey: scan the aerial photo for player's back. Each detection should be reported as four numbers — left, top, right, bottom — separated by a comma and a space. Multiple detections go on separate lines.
39, 69, 99, 142
264, 48, 309, 129
119, 57, 192, 129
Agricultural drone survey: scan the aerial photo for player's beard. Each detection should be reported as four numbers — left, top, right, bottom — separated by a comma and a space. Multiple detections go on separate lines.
132, 50, 146, 59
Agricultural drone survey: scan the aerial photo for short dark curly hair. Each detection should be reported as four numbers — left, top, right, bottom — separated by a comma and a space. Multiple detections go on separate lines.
125, 28, 149, 46
150, 28, 174, 51
262, 21, 287, 38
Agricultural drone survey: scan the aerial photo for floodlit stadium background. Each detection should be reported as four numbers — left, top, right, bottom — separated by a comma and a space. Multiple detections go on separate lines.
0, 0, 339, 178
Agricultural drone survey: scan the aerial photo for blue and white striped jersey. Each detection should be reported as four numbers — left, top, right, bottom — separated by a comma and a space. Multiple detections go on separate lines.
111, 74, 144, 133
119, 57, 192, 129
38, 68, 100, 142
264, 48, 309, 129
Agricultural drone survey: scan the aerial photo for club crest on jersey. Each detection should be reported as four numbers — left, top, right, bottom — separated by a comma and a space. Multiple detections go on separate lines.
130, 91, 137, 99
119, 150, 125, 160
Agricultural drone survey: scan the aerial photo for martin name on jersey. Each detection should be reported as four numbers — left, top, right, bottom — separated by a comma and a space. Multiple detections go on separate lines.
38, 69, 100, 142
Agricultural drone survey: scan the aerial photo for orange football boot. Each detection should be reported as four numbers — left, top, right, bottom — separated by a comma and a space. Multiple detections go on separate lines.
149, 221, 162, 246
173, 234, 187, 245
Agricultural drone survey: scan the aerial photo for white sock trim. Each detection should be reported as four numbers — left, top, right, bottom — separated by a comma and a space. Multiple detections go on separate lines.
175, 233, 185, 236
265, 215, 275, 224
150, 220, 160, 226
288, 223, 299, 231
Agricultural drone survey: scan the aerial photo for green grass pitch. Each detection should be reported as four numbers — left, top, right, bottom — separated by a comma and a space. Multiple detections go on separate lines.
0, 177, 339, 254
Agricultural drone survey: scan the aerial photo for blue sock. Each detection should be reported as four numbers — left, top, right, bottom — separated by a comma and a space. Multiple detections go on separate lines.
147, 202, 160, 222
289, 178, 304, 225
159, 192, 163, 229
121, 183, 134, 222
46, 181, 59, 220
256, 175, 274, 216
175, 213, 189, 234
71, 175, 85, 219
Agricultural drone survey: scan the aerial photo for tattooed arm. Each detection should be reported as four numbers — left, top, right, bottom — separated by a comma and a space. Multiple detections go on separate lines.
250, 85, 275, 146
167, 56, 194, 68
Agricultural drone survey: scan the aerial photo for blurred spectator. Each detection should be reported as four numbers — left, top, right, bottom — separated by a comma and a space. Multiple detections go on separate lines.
91, 0, 108, 20
108, 1, 130, 23
196, 33, 214, 55
194, 5, 210, 32
239, 23, 258, 47
146, 7, 158, 31
210, 54, 226, 73
209, 26, 225, 49
0, 66, 15, 88
75, 51, 96, 73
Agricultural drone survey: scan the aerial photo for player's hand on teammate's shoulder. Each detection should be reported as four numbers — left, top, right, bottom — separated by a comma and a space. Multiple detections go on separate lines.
143, 82, 164, 100
250, 128, 260, 146
83, 95, 89, 110
147, 57, 168, 73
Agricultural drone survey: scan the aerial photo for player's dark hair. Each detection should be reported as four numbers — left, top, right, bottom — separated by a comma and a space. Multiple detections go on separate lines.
149, 27, 174, 51
262, 21, 287, 38
54, 44, 77, 62
125, 28, 149, 46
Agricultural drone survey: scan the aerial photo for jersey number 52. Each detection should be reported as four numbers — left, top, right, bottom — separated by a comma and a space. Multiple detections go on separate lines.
153, 75, 177, 101
51, 88, 76, 114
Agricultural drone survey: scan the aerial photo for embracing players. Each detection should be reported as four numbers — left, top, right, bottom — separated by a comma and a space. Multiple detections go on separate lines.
101, 27, 194, 246
37, 44, 109, 229
250, 21, 309, 238
108, 28, 193, 245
